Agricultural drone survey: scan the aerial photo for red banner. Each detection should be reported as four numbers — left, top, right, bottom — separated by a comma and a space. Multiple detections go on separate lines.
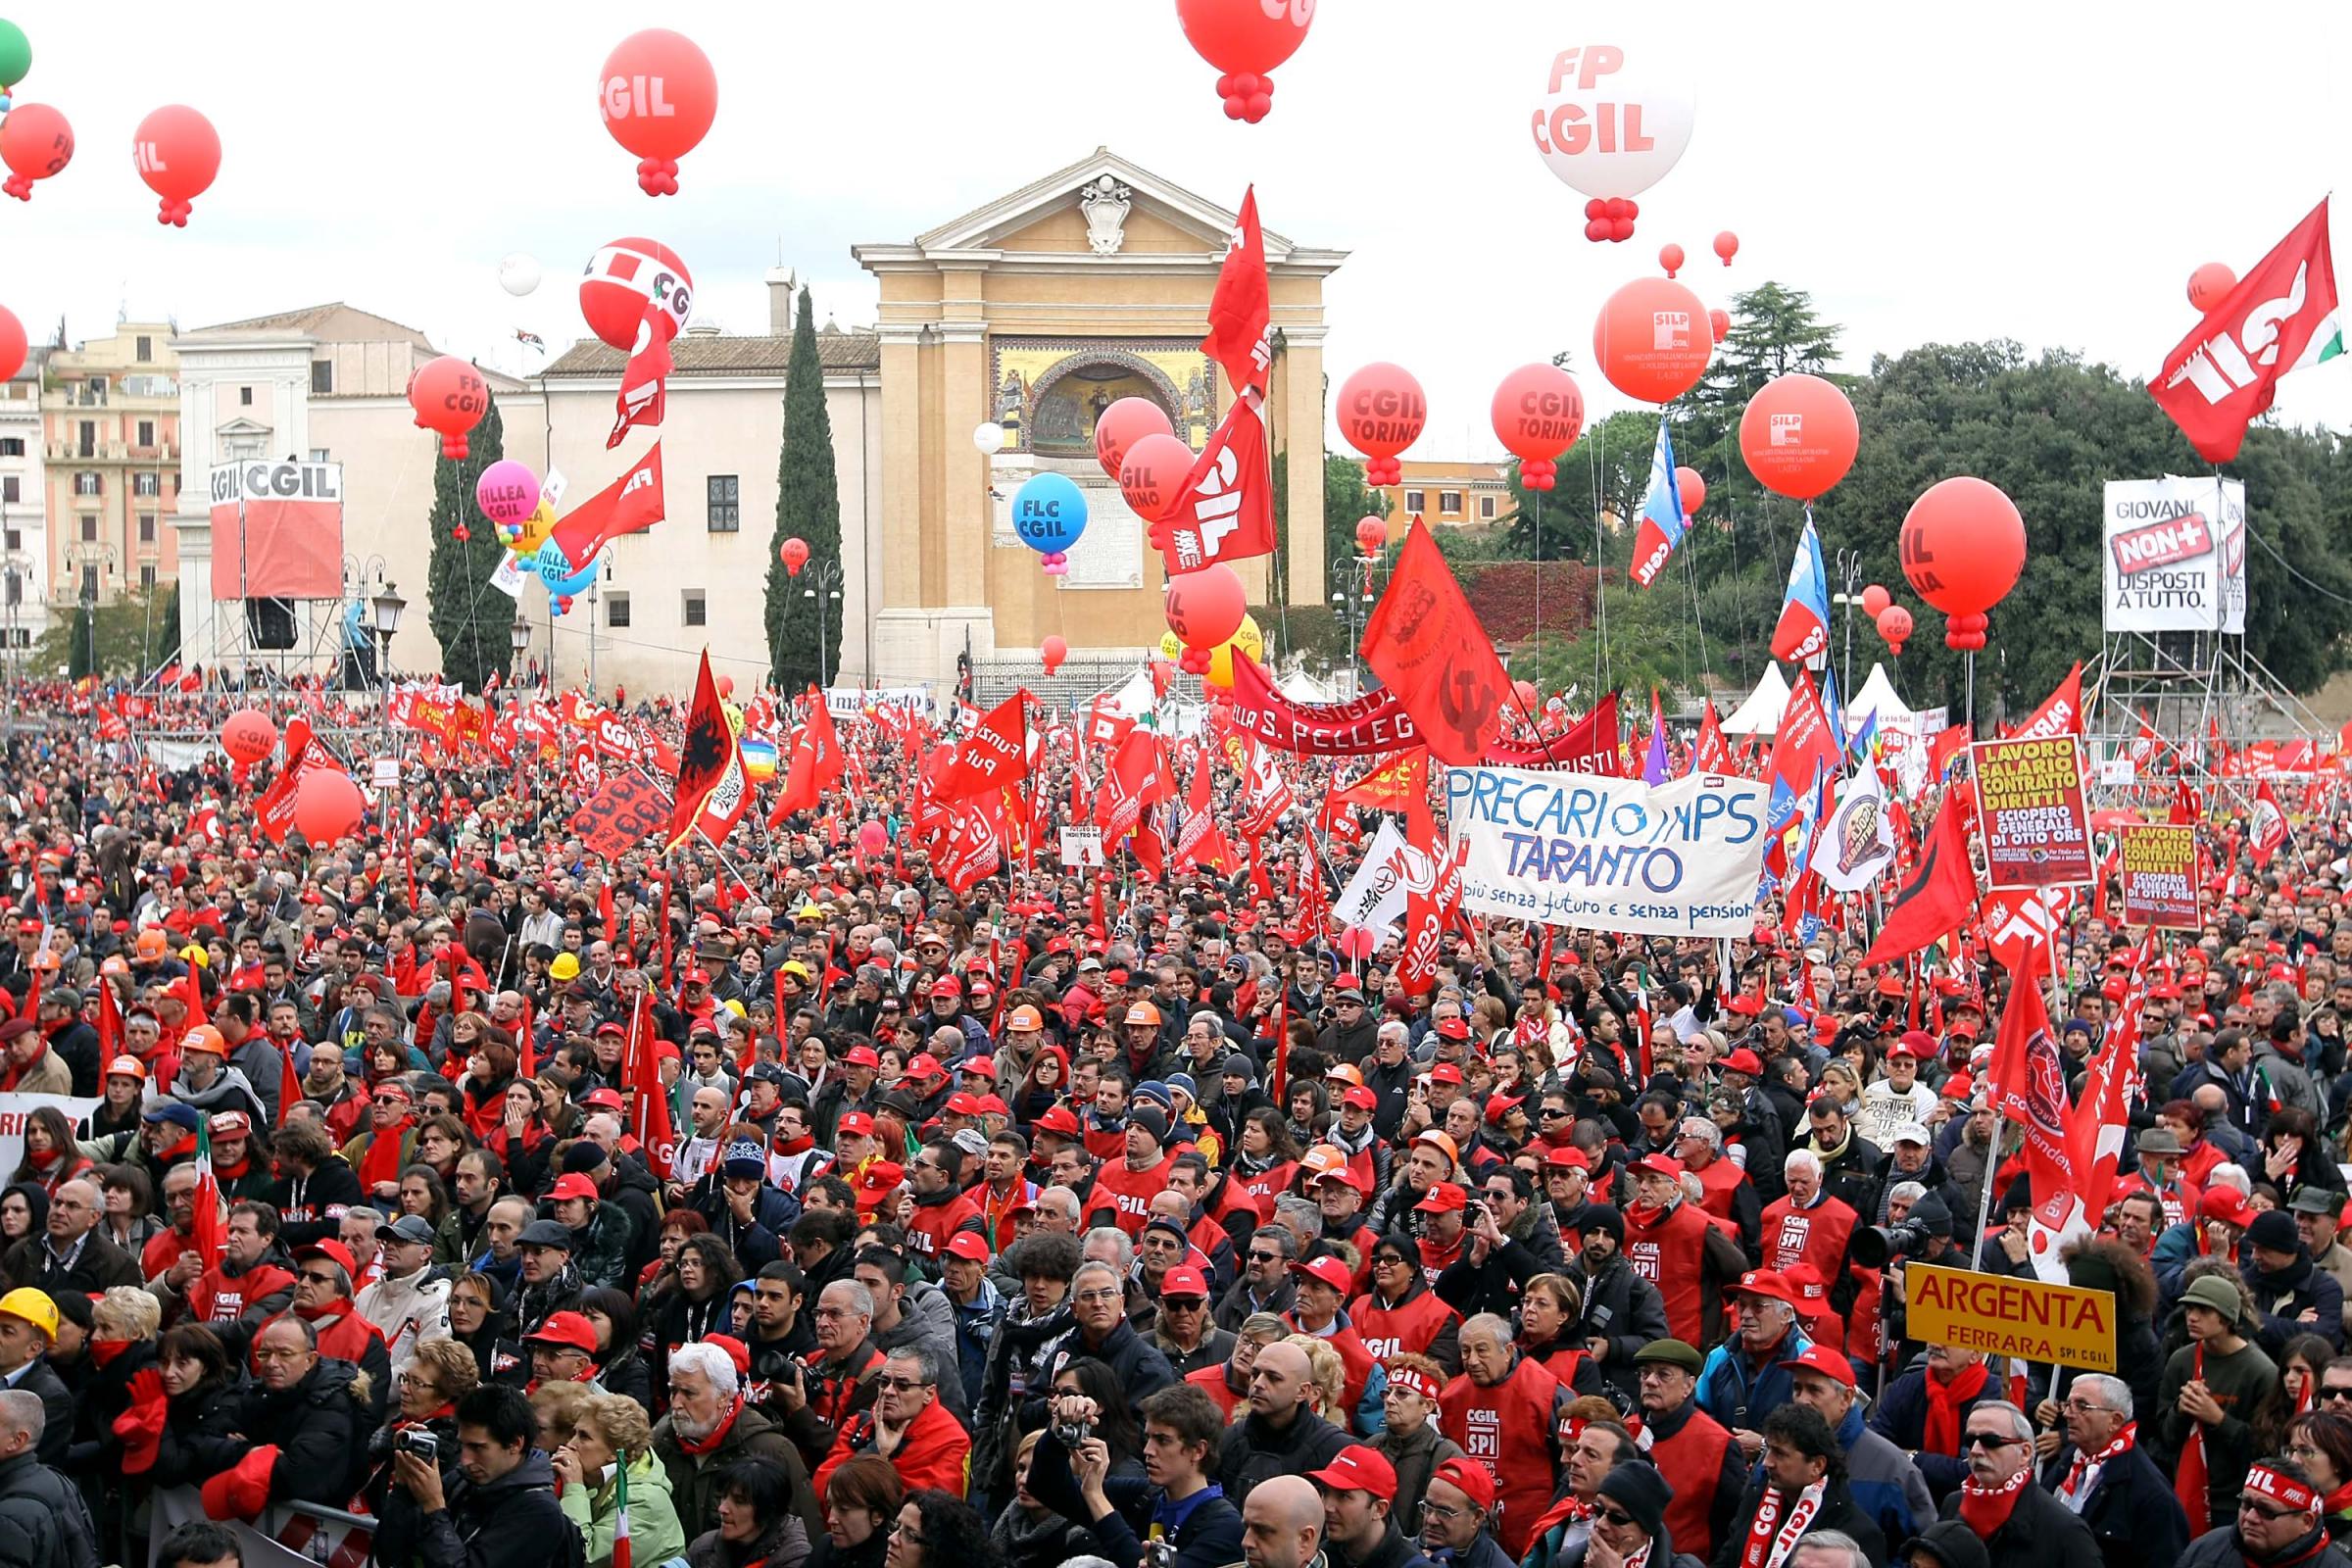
569, 772, 672, 859
1974, 735, 2094, 889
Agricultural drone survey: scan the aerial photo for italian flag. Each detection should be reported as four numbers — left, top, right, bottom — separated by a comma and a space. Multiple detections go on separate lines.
612, 1459, 632, 1568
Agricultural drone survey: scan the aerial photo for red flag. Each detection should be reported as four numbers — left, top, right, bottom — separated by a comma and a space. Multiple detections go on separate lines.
611, 303, 673, 448
1151, 392, 1277, 571
1201, 186, 1271, 396
664, 652, 734, 849
549, 444, 665, 572
624, 996, 676, 1180
1335, 750, 1426, 813
1358, 518, 1510, 766
1396, 836, 1466, 998
2151, 198, 2340, 463
1690, 700, 1733, 775
938, 693, 1030, 802
1172, 748, 1233, 871
2011, 662, 2085, 741
516, 996, 536, 1082
2252, 779, 2288, 864
1095, 729, 1169, 839
768, 696, 844, 823
1858, 802, 1981, 966
1929, 723, 1971, 783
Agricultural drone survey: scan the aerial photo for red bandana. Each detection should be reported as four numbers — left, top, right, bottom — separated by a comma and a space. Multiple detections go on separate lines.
675, 1393, 745, 1457
1957, 1463, 2033, 1540
2058, 1422, 2136, 1505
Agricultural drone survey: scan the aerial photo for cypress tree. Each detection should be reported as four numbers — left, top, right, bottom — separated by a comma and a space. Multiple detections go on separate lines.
423, 392, 516, 693
763, 286, 843, 692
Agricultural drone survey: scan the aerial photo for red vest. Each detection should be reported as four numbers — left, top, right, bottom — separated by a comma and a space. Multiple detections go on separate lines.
1690, 1154, 1751, 1227
1439, 1354, 1560, 1559
1348, 1283, 1459, 1363
1761, 1193, 1858, 1282
1650, 1403, 1737, 1562
1622, 1199, 1712, 1344
1187, 1359, 1247, 1420
189, 1260, 296, 1327
906, 1191, 985, 1260
1235, 1159, 1298, 1213
1093, 1152, 1176, 1239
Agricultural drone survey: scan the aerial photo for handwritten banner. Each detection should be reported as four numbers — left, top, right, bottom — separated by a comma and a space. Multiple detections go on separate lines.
1974, 735, 2093, 889
2119, 821, 2201, 929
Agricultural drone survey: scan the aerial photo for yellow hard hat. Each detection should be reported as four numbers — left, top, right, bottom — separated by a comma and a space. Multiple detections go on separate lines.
0, 1289, 57, 1340
550, 953, 581, 982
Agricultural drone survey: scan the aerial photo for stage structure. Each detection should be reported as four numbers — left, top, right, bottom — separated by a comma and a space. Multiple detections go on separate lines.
188, 457, 353, 687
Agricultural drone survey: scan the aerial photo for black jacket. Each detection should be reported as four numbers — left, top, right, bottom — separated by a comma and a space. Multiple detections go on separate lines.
1217, 1406, 1351, 1505
1711, 1475, 1886, 1568
0, 1448, 96, 1568
1028, 1420, 1245, 1568
1933, 1471, 2100, 1568
150, 1378, 247, 1490
234, 1356, 372, 1508
12, 1357, 72, 1466
374, 1446, 586, 1568
2036, 1439, 2190, 1568
0, 1231, 140, 1296
1565, 1250, 1671, 1395
1023, 1315, 1176, 1427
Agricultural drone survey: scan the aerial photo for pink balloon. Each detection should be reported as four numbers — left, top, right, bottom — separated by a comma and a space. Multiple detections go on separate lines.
474, 461, 540, 526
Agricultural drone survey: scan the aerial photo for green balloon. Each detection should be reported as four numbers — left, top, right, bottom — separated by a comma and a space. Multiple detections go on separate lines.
0, 23, 30, 91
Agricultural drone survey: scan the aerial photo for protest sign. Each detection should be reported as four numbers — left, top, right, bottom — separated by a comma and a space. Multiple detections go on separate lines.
1904, 1262, 2116, 1371
1332, 818, 1416, 933
1973, 735, 2093, 889
1059, 825, 1104, 867
2120, 821, 2201, 929
569, 772, 671, 859
1441, 767, 1769, 937
0, 1094, 101, 1177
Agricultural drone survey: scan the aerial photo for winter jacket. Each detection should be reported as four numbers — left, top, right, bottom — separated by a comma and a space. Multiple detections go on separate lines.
374, 1446, 586, 1568
684, 1514, 810, 1568
1830, 1397, 1934, 1548
0, 1447, 96, 1568
0, 1229, 140, 1296
149, 1378, 247, 1490
1711, 1474, 1886, 1568
1869, 1361, 2012, 1498
233, 1355, 372, 1508
358, 1264, 454, 1376
1217, 1405, 1350, 1506
1932, 1471, 2099, 1568
11, 1357, 72, 1466
2241, 1247, 2348, 1354
872, 1282, 973, 1425
2178, 1523, 2352, 1568
971, 1298, 1071, 1506
559, 1449, 687, 1568
1565, 1250, 1670, 1396
654, 1399, 825, 1545
1367, 1418, 1465, 1532
810, 1392, 971, 1503
1027, 1419, 1245, 1568
558, 1201, 634, 1292
1696, 1325, 1812, 1438
1024, 1313, 1176, 1428
2037, 1436, 2190, 1568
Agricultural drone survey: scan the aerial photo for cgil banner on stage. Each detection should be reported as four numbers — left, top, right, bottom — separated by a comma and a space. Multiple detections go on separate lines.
2101, 477, 2247, 634
1443, 767, 1770, 937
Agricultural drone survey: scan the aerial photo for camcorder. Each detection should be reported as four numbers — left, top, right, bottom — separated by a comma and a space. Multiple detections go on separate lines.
1851, 1219, 1934, 1268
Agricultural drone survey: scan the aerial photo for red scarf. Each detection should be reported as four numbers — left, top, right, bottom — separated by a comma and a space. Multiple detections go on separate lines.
90, 1338, 135, 1368
1740, 1479, 1825, 1568
2328, 1478, 2352, 1518
1922, 1358, 1990, 1456
675, 1393, 745, 1457
358, 1117, 414, 1191
2058, 1422, 2136, 1505
1957, 1462, 2032, 1539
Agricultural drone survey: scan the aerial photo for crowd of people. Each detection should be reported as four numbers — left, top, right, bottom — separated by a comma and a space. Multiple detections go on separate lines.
0, 683, 2346, 1568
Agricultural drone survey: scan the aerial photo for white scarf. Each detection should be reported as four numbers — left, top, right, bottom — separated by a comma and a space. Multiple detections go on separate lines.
1740, 1478, 1827, 1568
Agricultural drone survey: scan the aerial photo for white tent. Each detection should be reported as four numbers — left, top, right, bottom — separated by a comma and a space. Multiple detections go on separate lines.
1846, 662, 1916, 729
1277, 666, 1338, 705
1719, 663, 1793, 734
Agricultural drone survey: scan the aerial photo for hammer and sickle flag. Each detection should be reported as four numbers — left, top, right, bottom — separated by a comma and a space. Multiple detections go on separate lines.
1358, 517, 1510, 766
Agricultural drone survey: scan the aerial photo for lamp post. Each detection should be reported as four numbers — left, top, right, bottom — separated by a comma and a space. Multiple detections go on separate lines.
801, 558, 845, 690
368, 581, 408, 865
1829, 546, 1865, 703
1327, 556, 1385, 695
511, 614, 533, 690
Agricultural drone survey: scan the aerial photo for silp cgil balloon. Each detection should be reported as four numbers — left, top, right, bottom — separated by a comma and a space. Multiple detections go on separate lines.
1491, 364, 1585, 493
1674, 466, 1705, 520
1041, 635, 1068, 675
1094, 396, 1175, 479
0, 102, 71, 201
1593, 278, 1713, 404
409, 356, 489, 460
1739, 373, 1859, 500
779, 537, 808, 576
1901, 476, 2026, 620
1530, 40, 1695, 241
1714, 230, 1739, 266
1658, 243, 1685, 277
1165, 564, 1247, 652
1336, 363, 1427, 486
132, 105, 220, 226
1118, 433, 1195, 523
475, 460, 540, 527
2187, 262, 2237, 314
600, 29, 716, 196
1176, 0, 1315, 122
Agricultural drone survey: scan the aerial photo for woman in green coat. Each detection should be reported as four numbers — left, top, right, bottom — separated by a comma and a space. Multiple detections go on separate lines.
555, 1392, 689, 1568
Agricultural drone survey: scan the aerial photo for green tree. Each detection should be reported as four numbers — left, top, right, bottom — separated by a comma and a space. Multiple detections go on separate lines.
148, 577, 181, 671
1322, 454, 1388, 580
764, 285, 843, 692
39, 587, 173, 679
61, 605, 91, 679
423, 393, 515, 694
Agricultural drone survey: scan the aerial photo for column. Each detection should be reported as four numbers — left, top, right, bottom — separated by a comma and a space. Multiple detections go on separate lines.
1282, 329, 1326, 606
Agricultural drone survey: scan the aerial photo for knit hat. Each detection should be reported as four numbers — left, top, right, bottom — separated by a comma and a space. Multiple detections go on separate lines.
1598, 1462, 1673, 1542
1578, 1203, 1625, 1247
1904, 1518, 1993, 1568
722, 1138, 766, 1179
1907, 1189, 1954, 1240
2248, 1208, 2301, 1254
1129, 1104, 1170, 1145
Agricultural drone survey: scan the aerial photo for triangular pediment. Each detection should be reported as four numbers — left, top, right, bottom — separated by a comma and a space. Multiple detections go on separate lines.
215, 416, 273, 438
915, 147, 1300, 259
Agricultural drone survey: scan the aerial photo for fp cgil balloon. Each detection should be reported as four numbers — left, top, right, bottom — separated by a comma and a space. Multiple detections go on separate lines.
1529, 40, 1694, 240
0, 102, 71, 201
409, 357, 488, 460
132, 105, 219, 226
599, 29, 716, 196
1176, 0, 1315, 122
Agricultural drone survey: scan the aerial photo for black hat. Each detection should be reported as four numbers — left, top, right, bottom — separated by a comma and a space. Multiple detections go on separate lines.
561, 1142, 610, 1175
1579, 1203, 1625, 1247
1905, 1519, 1992, 1568
1597, 1462, 1672, 1541
1907, 1189, 1954, 1240
1129, 1104, 1170, 1145
2249, 1208, 2301, 1254
516, 1219, 575, 1251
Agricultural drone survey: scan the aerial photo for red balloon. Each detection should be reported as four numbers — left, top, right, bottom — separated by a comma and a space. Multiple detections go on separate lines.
409, 356, 489, 460
1511, 679, 1541, 711
2187, 262, 2237, 314
1675, 467, 1706, 518
716, 674, 734, 698
1860, 584, 1891, 617
580, 237, 693, 353
0, 104, 73, 201
780, 537, 808, 576
220, 710, 276, 766
1354, 516, 1388, 556
133, 106, 220, 226
1901, 477, 2026, 617
1165, 565, 1247, 652
1041, 635, 1068, 675
293, 770, 365, 846
452, 522, 471, 543
1739, 373, 1859, 500
0, 307, 25, 384
1490, 365, 1585, 464
1093, 396, 1175, 479
1942, 612, 1987, 652
1336, 363, 1426, 485
1119, 434, 1196, 523
1714, 230, 1740, 266
1592, 278, 1713, 405
1709, 308, 1732, 342
600, 30, 717, 196
1658, 244, 1686, 277
1176, 0, 1314, 122
1876, 605, 1912, 655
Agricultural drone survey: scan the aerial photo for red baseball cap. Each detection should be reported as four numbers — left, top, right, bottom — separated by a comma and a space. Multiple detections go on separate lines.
944, 1231, 992, 1262
524, 1310, 599, 1353
1732, 1269, 1799, 1307
1308, 1445, 1398, 1496
1545, 1147, 1592, 1171
1034, 1104, 1082, 1138
1431, 1456, 1496, 1511
843, 1045, 881, 1069
1721, 1048, 1764, 1076
292, 1239, 358, 1278
1778, 1343, 1856, 1389
1628, 1153, 1685, 1182
579, 1087, 625, 1112
1342, 1084, 1379, 1111
1415, 1181, 1468, 1214
1291, 1255, 1354, 1295
906, 1054, 945, 1079
549, 1173, 601, 1203
1435, 1015, 1471, 1041
836, 1111, 876, 1138
945, 1092, 985, 1117
2202, 1187, 2255, 1228
1427, 1062, 1464, 1085
1161, 1264, 1209, 1299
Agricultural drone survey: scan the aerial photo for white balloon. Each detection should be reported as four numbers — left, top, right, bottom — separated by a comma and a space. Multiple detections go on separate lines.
972, 421, 1007, 455
498, 253, 543, 298
1529, 40, 1696, 201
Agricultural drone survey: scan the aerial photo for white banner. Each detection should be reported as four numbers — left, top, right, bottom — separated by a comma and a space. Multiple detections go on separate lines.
1815, 765, 1896, 894
1332, 818, 1417, 933
827, 686, 933, 720
2101, 477, 2247, 634
0, 1093, 102, 1173
143, 739, 225, 771
1442, 767, 1769, 937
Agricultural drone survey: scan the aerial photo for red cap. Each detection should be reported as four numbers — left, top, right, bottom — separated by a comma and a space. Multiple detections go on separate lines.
1161, 1264, 1209, 1298
1545, 1147, 1592, 1171
944, 1231, 992, 1262
1884, 1036, 1922, 1061
1035, 1105, 1082, 1138
836, 1111, 876, 1138
855, 1161, 906, 1202
293, 1239, 358, 1278
524, 1310, 599, 1353
907, 1054, 944, 1079
1942, 1072, 1976, 1101
945, 1092, 985, 1116
1628, 1153, 1685, 1182
1732, 1268, 1799, 1307
1415, 1181, 1468, 1214
2202, 1187, 2255, 1228
704, 1334, 752, 1376
1431, 1456, 1496, 1511
1778, 1343, 1856, 1388
930, 976, 962, 1000
1875, 972, 1905, 999
1342, 1084, 1379, 1111
844, 1045, 881, 1069
209, 1110, 252, 1139
1307, 1445, 1398, 1496
959, 1055, 999, 1078
1428, 1062, 1464, 1085
1291, 1255, 1354, 1295
549, 1173, 601, 1203
1484, 1092, 1525, 1125
1435, 1015, 1471, 1041
580, 1087, 625, 1112
1722, 1049, 1764, 1076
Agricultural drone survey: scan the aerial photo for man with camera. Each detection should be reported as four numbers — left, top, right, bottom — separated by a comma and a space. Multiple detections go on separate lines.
377, 1382, 583, 1568
771, 1278, 886, 1472
1029, 1381, 1245, 1568
811, 1346, 970, 1501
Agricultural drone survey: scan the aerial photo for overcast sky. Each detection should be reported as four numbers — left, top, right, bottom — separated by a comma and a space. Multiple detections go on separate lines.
14, 2, 2352, 469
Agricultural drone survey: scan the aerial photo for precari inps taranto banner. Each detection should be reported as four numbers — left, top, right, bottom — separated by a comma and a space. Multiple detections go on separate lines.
2119, 821, 2201, 929
1974, 735, 2094, 889
1442, 767, 1769, 937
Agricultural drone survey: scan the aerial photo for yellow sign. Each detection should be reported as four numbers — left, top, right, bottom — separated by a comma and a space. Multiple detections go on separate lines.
1904, 1263, 2116, 1371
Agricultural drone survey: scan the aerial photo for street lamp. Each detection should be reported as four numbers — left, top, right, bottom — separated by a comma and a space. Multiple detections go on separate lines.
800, 559, 846, 689
1828, 547, 1864, 701
1328, 556, 1384, 693
511, 614, 532, 685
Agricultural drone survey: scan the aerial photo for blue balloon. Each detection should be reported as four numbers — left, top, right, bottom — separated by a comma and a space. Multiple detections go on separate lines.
535, 542, 599, 599
1011, 472, 1089, 556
